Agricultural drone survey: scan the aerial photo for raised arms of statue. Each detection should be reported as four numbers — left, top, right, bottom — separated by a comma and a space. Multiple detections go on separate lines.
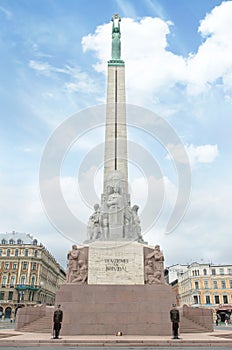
111, 13, 121, 34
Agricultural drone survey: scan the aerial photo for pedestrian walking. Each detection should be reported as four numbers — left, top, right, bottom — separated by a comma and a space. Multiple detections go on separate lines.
53, 304, 63, 339
170, 304, 180, 339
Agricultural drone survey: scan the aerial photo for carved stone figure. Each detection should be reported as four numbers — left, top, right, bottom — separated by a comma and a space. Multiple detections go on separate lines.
101, 214, 109, 239
144, 260, 162, 284
107, 186, 123, 226
107, 186, 123, 209
72, 260, 88, 284
87, 204, 101, 240
66, 245, 80, 283
66, 245, 89, 284
131, 205, 144, 242
146, 244, 164, 273
124, 201, 132, 237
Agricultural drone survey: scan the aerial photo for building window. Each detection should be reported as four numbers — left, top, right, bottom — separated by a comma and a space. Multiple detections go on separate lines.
2, 275, 7, 287
221, 279, 226, 289
31, 276, 35, 287
24, 249, 28, 257
204, 280, 209, 289
15, 249, 18, 257
32, 262, 36, 270
214, 295, 220, 304
22, 262, 28, 270
213, 280, 218, 289
10, 276, 15, 287
9, 239, 15, 244
212, 269, 216, 275
228, 268, 232, 275
229, 280, 232, 289
8, 291, 13, 300
220, 268, 224, 275
223, 295, 228, 304
34, 250, 38, 258
193, 295, 199, 304
193, 270, 199, 276
17, 239, 22, 244
13, 262, 18, 270
20, 276, 26, 285
1, 239, 7, 244
203, 269, 207, 275
205, 295, 211, 304
195, 281, 199, 289
192, 270, 199, 276
6, 249, 10, 257
4, 262, 9, 270
0, 249, 2, 256
0, 292, 4, 300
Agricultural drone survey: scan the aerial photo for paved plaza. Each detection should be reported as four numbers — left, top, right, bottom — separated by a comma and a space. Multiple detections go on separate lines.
1, 327, 232, 348
0, 348, 231, 350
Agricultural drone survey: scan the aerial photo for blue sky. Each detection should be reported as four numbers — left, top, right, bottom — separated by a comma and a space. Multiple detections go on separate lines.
1, 0, 232, 268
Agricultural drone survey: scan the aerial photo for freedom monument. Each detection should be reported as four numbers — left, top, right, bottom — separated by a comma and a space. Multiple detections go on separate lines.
55, 14, 176, 335
15, 14, 213, 337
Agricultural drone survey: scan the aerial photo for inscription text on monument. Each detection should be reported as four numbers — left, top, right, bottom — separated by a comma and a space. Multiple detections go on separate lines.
88, 241, 144, 284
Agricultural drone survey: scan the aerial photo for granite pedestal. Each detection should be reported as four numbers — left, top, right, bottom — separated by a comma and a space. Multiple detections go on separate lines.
55, 284, 175, 335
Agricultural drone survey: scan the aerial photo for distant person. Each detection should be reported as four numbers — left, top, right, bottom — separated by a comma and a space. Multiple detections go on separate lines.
216, 314, 220, 326
53, 304, 63, 339
170, 304, 180, 339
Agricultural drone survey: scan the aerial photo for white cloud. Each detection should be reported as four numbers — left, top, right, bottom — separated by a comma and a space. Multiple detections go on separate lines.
145, 180, 232, 266
166, 143, 219, 166
82, 17, 186, 105
186, 1, 232, 94
82, 2, 232, 101
186, 144, 219, 165
29, 60, 52, 74
29, 60, 97, 94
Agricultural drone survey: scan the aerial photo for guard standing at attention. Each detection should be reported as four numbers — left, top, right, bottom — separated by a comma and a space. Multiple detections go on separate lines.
170, 304, 180, 339
53, 304, 63, 339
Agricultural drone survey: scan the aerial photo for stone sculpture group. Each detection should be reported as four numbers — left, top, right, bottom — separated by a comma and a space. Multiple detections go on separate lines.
87, 171, 144, 243
66, 245, 88, 284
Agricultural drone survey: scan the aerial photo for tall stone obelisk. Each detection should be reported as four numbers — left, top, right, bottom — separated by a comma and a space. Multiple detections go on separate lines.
87, 14, 144, 243
104, 14, 128, 193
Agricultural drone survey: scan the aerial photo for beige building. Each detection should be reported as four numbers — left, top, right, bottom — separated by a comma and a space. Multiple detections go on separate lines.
0, 232, 66, 320
170, 262, 232, 321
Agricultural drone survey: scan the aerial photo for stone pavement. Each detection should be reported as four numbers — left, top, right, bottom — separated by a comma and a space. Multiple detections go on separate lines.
0, 328, 232, 347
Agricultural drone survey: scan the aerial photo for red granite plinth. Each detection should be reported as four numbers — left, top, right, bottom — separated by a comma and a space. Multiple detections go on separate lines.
55, 284, 176, 335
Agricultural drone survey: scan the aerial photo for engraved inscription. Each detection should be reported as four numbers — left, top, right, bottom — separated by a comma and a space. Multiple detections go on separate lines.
105, 258, 129, 272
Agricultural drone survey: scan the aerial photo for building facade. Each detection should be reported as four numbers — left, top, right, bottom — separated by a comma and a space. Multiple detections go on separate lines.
174, 262, 232, 321
0, 232, 66, 320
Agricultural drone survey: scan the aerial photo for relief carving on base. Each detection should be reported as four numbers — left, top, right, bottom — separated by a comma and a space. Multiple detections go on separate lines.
144, 245, 165, 285
66, 245, 88, 284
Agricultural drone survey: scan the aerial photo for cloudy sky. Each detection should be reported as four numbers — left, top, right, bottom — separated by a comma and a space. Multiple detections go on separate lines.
1, 0, 232, 269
